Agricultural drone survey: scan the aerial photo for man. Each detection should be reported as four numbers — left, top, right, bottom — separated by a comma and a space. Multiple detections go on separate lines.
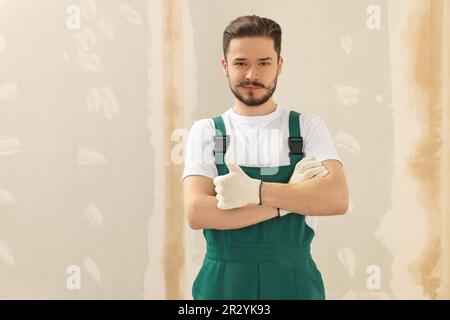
182, 15, 349, 300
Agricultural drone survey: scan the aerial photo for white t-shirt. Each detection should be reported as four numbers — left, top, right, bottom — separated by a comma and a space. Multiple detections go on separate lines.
182, 105, 342, 231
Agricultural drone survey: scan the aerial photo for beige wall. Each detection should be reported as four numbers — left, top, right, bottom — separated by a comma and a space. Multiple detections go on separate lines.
0, 0, 448, 299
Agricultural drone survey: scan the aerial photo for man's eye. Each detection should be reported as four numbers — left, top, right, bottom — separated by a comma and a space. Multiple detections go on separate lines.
234, 62, 270, 66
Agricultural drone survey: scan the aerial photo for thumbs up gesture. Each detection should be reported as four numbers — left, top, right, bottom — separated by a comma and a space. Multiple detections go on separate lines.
213, 151, 261, 210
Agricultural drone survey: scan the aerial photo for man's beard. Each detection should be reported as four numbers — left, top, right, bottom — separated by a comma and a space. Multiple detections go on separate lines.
227, 74, 278, 107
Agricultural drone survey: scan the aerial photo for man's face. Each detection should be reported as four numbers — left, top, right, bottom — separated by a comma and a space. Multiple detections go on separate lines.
222, 37, 283, 107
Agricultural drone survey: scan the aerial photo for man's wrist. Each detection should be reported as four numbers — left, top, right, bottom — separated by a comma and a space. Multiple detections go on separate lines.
258, 180, 263, 205
260, 180, 275, 206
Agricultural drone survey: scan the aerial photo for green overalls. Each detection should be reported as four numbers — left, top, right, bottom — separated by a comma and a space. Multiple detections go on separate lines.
192, 110, 325, 300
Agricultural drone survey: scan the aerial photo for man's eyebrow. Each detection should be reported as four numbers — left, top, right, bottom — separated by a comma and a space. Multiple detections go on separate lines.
233, 57, 273, 62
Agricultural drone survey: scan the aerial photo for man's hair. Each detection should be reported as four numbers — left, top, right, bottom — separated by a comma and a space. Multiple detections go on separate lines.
223, 15, 282, 62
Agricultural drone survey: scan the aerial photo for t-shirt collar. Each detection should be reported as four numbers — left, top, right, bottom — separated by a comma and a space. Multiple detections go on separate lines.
227, 105, 283, 123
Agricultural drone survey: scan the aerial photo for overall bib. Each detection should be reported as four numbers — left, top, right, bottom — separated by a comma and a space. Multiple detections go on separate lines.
192, 111, 325, 300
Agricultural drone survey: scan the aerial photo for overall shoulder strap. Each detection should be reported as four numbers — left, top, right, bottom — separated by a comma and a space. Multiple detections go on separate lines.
288, 111, 304, 166
212, 116, 229, 175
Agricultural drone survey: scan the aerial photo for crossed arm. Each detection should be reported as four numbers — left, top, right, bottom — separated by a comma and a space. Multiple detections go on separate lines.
183, 159, 349, 230
183, 175, 277, 230
261, 160, 349, 216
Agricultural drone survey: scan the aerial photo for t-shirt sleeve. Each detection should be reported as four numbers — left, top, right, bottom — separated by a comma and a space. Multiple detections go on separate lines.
302, 114, 343, 166
181, 119, 218, 182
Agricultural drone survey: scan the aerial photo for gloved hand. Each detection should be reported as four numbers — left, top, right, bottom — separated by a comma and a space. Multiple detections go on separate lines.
213, 151, 261, 210
278, 155, 329, 217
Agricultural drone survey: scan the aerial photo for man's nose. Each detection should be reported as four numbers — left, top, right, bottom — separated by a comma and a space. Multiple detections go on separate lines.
245, 67, 258, 81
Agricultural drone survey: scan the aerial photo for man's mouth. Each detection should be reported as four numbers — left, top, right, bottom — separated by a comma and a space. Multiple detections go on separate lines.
244, 86, 262, 90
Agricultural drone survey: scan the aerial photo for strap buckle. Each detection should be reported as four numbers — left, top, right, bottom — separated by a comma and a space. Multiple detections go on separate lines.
213, 135, 230, 156
288, 136, 304, 157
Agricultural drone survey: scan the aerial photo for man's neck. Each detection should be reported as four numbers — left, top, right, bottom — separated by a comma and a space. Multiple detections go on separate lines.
232, 99, 278, 116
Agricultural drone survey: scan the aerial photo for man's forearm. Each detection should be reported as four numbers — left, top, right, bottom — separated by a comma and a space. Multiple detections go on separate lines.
188, 195, 278, 230
261, 175, 348, 216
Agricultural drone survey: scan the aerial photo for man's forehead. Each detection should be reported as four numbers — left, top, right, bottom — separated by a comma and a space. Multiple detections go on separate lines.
227, 37, 277, 61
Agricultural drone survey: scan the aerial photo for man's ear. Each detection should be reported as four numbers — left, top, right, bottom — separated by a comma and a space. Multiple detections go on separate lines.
221, 58, 228, 76
277, 56, 284, 76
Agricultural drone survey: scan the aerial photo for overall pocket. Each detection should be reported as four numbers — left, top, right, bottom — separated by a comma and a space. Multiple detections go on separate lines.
192, 259, 224, 300
294, 258, 325, 300
192, 259, 212, 299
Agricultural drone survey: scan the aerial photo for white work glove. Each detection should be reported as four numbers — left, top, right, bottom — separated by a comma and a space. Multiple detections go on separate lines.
213, 151, 261, 210
278, 155, 329, 217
